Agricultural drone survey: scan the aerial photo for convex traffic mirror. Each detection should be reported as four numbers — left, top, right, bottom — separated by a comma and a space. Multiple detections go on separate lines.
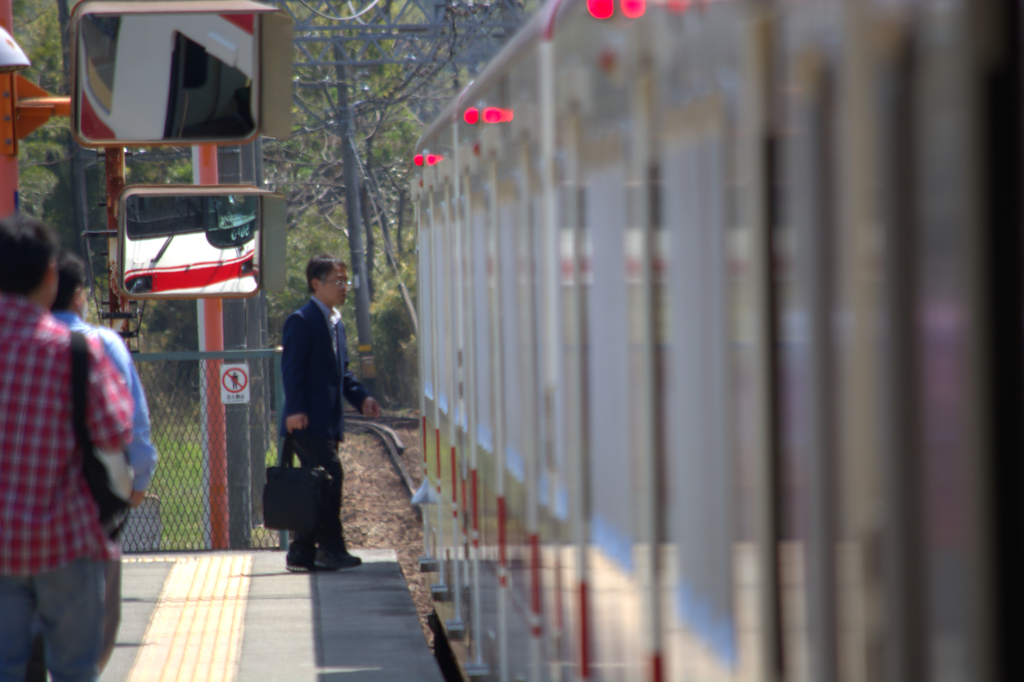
71, 0, 292, 146
119, 185, 286, 299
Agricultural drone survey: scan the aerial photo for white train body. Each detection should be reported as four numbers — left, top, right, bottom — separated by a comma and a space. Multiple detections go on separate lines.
413, 1, 1024, 681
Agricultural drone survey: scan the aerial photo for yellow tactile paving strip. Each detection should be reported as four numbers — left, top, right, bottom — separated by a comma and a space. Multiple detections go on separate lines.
126, 555, 252, 682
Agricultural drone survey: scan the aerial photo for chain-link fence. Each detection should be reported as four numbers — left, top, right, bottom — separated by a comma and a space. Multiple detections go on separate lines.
121, 349, 285, 552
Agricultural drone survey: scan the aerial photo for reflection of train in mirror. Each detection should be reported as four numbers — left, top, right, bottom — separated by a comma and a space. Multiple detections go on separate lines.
75, 8, 258, 142
412, 1, 1024, 681
122, 194, 258, 296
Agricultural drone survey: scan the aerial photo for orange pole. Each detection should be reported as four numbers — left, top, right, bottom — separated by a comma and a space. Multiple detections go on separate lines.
0, 0, 17, 217
195, 144, 229, 549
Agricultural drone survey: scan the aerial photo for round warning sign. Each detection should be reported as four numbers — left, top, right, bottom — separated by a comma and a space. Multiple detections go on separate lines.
220, 363, 250, 404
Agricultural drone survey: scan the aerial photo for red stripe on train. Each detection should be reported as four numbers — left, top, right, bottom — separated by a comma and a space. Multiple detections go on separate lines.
126, 256, 252, 293
219, 13, 254, 33
579, 581, 590, 679
530, 533, 541, 615
471, 469, 479, 533
497, 495, 507, 566
555, 556, 564, 629
451, 446, 457, 502
461, 477, 467, 530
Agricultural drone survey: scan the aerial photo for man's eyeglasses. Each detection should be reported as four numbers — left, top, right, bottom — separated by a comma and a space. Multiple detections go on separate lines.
328, 278, 351, 289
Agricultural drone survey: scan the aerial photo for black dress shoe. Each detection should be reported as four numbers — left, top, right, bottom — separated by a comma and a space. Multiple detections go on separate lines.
286, 550, 316, 573
315, 548, 362, 570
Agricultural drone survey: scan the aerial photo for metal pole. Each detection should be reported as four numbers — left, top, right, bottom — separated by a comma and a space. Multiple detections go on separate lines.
244, 140, 271, 522
487, 154, 509, 682
538, 38, 564, 674
274, 346, 288, 550
429, 178, 447, 597
194, 144, 230, 550
333, 50, 376, 396
0, 0, 16, 218
105, 148, 127, 331
462, 164, 488, 676
416, 194, 434, 566
448, 139, 465, 635
219, 146, 253, 548
223, 298, 252, 547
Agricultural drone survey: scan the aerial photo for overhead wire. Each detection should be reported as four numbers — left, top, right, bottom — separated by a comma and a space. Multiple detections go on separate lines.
295, 0, 383, 22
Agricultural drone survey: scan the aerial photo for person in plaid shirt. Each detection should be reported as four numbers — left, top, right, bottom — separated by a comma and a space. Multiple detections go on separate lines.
0, 217, 134, 682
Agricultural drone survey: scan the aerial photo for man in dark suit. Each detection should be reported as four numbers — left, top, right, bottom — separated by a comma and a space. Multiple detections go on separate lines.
280, 254, 381, 572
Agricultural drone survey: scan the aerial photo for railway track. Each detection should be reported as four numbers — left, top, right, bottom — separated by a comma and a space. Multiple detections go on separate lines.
345, 415, 419, 512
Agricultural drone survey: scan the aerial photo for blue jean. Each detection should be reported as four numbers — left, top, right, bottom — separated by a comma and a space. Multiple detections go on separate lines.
0, 558, 106, 682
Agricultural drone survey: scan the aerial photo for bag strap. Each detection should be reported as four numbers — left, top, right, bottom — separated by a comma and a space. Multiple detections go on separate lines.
70, 331, 91, 451
71, 331, 129, 538
279, 435, 295, 469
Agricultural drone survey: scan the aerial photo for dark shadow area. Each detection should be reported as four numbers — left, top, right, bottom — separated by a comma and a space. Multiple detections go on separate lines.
310, 558, 445, 681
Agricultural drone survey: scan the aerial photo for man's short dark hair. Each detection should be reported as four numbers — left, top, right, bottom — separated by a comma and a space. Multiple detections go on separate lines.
52, 250, 89, 312
0, 216, 60, 295
306, 254, 346, 293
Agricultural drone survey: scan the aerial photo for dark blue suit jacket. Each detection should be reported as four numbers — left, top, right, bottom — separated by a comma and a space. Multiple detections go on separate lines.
279, 299, 370, 440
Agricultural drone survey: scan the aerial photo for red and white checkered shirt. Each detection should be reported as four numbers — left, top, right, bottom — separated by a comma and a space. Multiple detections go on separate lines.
0, 295, 134, 576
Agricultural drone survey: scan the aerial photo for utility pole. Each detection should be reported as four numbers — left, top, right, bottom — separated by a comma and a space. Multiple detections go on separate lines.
219, 142, 271, 531
0, 0, 18, 216
334, 47, 376, 395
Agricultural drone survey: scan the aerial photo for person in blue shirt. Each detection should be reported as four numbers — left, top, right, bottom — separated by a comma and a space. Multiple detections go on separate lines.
51, 250, 158, 673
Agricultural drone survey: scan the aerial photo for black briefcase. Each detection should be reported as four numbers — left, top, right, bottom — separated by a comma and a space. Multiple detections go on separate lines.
263, 459, 331, 535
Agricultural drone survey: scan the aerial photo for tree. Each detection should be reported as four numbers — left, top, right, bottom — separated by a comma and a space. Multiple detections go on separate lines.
13, 0, 531, 407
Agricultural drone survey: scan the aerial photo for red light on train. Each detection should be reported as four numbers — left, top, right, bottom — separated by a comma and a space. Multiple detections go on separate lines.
483, 107, 514, 123
426, 154, 444, 165
414, 154, 424, 166
587, 0, 613, 19
621, 0, 645, 18
464, 107, 479, 124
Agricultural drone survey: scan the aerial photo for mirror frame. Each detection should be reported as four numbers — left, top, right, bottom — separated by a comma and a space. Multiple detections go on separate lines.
118, 184, 286, 300
70, 0, 292, 147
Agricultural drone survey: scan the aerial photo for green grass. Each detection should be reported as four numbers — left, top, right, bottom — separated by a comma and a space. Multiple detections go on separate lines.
139, 432, 282, 551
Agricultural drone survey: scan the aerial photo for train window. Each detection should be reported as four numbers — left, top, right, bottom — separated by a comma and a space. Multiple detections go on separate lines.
125, 194, 257, 248
81, 15, 120, 113
164, 32, 255, 140
204, 195, 259, 248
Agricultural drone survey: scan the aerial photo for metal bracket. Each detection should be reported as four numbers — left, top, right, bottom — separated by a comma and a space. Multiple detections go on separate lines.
431, 583, 450, 601
464, 663, 490, 679
418, 556, 439, 573
445, 618, 466, 640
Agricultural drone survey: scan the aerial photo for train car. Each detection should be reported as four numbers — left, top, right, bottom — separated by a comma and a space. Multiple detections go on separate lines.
411, 1, 1024, 681
76, 9, 259, 141
121, 193, 259, 297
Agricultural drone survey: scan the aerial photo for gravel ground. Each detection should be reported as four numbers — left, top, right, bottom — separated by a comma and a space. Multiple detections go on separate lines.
339, 416, 433, 648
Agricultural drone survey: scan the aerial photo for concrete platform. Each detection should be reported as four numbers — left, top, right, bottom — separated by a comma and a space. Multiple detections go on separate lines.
100, 549, 444, 682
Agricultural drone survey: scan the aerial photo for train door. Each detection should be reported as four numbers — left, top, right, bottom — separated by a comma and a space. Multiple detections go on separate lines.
653, 5, 764, 682
876, 0, 1024, 680
774, 9, 844, 682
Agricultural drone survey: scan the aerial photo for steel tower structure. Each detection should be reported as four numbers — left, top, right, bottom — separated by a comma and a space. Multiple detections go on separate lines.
275, 0, 532, 71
